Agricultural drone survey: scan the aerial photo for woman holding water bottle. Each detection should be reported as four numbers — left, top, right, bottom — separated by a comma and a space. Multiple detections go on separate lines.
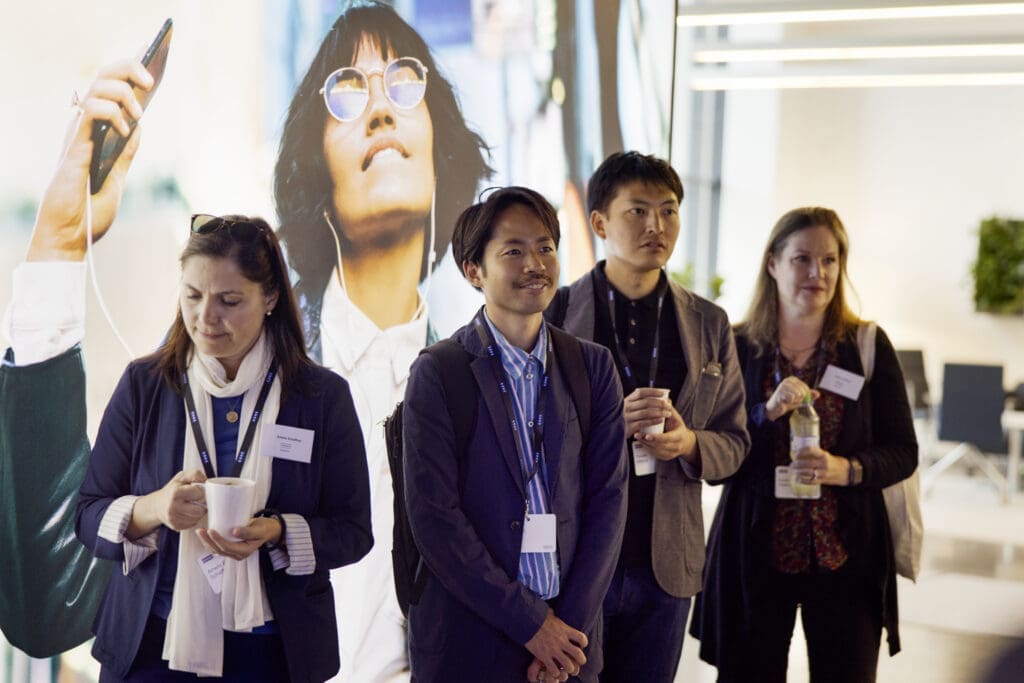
75, 213, 372, 681
690, 207, 917, 682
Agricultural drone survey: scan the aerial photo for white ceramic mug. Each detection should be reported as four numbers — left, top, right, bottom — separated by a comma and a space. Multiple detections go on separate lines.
199, 477, 256, 541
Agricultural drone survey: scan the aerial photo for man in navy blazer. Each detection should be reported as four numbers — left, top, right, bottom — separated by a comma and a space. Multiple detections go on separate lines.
403, 187, 628, 682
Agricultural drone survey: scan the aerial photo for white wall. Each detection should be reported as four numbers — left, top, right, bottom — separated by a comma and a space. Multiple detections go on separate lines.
714, 88, 780, 318
716, 84, 1024, 398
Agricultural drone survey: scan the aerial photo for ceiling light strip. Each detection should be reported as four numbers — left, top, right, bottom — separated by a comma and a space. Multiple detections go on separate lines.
689, 71, 1024, 89
693, 43, 1024, 62
677, 1, 1024, 26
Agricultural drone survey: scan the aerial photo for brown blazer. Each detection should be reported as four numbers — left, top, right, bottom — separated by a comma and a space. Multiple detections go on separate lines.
555, 269, 749, 597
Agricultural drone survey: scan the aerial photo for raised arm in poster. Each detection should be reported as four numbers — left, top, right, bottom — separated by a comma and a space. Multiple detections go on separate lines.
0, 53, 159, 658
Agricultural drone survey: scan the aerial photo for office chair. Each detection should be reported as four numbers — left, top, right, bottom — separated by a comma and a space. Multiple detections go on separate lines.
896, 349, 936, 462
1011, 382, 1024, 411
896, 349, 931, 418
925, 363, 1009, 502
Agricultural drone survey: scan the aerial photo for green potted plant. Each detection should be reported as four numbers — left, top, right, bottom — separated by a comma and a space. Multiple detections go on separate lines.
973, 216, 1024, 314
670, 263, 724, 301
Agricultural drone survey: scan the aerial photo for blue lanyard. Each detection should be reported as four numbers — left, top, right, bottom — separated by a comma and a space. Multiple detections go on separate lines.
605, 279, 666, 393
473, 312, 552, 490
182, 363, 277, 479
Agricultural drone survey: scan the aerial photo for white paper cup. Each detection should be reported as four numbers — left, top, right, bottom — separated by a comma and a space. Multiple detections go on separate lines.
200, 477, 256, 541
641, 388, 672, 435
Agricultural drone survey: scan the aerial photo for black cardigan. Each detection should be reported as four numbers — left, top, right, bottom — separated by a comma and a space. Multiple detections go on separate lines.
690, 326, 918, 665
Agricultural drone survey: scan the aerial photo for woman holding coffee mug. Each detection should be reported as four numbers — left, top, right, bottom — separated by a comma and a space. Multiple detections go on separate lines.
76, 214, 372, 681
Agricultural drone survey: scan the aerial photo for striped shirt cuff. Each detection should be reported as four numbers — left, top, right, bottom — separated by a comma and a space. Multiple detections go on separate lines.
280, 513, 315, 576
98, 495, 158, 575
268, 545, 290, 571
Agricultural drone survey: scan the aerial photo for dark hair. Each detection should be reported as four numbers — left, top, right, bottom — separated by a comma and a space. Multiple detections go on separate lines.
586, 151, 684, 215
152, 215, 313, 395
736, 206, 861, 354
274, 0, 492, 299
451, 186, 560, 286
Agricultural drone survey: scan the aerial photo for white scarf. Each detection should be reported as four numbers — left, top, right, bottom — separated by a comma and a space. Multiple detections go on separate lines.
163, 332, 281, 677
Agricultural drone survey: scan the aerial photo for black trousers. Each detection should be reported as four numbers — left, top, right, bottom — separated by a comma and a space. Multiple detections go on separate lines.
717, 564, 883, 683
100, 615, 289, 682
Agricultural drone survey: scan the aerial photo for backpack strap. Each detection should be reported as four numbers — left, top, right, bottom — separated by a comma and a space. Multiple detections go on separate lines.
431, 330, 590, 450
856, 322, 877, 382
398, 339, 476, 609
545, 286, 572, 329
423, 339, 477, 460
548, 326, 591, 452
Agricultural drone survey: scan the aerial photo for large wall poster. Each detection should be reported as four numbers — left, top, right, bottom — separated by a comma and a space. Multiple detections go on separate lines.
0, 1, 675, 680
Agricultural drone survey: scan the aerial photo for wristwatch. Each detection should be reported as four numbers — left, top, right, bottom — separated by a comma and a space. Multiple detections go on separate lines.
847, 458, 864, 487
254, 508, 285, 549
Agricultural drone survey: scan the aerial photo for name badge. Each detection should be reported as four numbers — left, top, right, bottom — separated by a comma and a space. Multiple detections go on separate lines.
775, 466, 821, 500
260, 424, 315, 463
521, 513, 557, 553
819, 364, 866, 401
197, 552, 225, 594
631, 442, 657, 477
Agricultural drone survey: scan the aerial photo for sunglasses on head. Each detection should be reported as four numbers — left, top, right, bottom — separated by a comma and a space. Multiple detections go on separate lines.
190, 214, 266, 240
319, 56, 428, 123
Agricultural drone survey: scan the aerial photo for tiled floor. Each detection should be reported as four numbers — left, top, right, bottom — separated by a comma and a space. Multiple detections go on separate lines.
677, 463, 1024, 682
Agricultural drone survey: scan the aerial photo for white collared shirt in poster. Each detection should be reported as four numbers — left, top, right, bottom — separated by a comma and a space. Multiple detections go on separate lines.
320, 271, 425, 683
2, 261, 86, 364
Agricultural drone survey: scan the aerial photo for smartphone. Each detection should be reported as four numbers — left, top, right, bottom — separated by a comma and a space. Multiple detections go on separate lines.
88, 18, 173, 194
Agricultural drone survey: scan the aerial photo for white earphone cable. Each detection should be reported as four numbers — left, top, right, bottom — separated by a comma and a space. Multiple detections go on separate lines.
323, 190, 435, 326
415, 183, 437, 320
84, 172, 136, 359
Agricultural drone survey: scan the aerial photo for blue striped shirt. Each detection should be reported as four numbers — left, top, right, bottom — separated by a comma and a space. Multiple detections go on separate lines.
483, 312, 560, 600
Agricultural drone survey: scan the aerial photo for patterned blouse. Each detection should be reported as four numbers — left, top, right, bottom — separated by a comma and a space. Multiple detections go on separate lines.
765, 347, 849, 573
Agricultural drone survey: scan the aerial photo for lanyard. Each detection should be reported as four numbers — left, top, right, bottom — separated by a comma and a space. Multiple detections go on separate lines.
474, 313, 552, 494
605, 279, 666, 393
773, 341, 826, 390
182, 362, 278, 479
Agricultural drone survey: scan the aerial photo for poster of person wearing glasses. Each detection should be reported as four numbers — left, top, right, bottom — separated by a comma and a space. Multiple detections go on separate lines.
0, 1, 676, 680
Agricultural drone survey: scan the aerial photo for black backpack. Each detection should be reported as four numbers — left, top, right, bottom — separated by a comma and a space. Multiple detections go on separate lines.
384, 327, 592, 616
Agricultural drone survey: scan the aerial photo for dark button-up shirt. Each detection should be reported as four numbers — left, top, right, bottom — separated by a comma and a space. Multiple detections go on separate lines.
592, 264, 686, 567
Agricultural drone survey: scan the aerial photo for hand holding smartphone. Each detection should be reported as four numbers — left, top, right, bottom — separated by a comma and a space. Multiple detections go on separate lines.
88, 18, 173, 194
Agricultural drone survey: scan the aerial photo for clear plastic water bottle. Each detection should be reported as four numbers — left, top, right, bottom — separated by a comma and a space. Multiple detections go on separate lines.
789, 393, 820, 498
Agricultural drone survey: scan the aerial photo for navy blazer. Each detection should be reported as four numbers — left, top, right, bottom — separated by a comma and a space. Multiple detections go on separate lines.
402, 320, 628, 682
75, 358, 373, 682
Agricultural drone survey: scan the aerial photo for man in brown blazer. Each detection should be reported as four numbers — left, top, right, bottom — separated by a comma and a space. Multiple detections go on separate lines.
545, 151, 749, 682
